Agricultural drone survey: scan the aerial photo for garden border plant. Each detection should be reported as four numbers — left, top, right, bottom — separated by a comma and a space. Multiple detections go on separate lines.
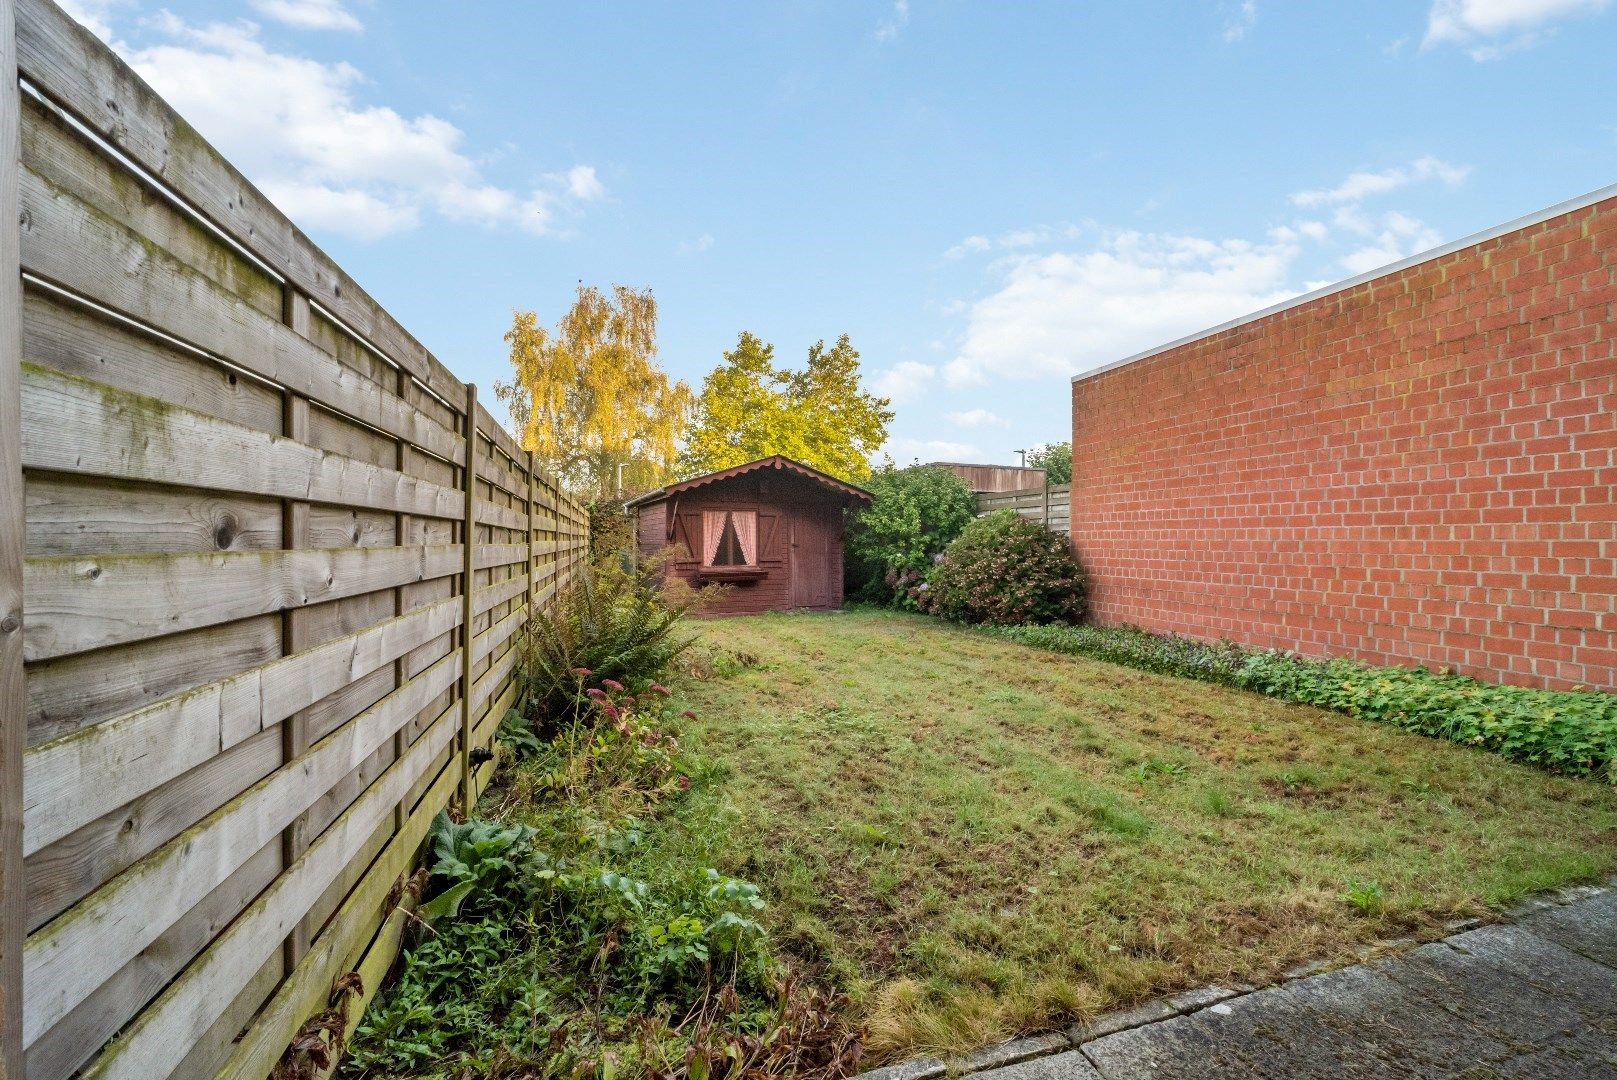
339, 559, 863, 1079
988, 622, 1617, 781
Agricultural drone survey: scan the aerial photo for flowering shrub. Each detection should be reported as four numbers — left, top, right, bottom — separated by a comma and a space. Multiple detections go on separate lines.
846, 465, 978, 605
920, 511, 1085, 625
990, 622, 1617, 781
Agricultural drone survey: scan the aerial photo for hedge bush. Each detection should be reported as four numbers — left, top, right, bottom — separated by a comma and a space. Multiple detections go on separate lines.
845, 465, 978, 605
988, 623, 1617, 781
920, 511, 1085, 625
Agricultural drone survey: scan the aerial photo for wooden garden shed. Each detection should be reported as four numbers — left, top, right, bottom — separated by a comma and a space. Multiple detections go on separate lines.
625, 456, 872, 614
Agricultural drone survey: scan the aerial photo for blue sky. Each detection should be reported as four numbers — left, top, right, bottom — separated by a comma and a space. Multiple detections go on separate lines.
65, 0, 1617, 466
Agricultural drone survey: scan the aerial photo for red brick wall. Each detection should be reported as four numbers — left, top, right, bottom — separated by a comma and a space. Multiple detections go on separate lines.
1070, 195, 1617, 690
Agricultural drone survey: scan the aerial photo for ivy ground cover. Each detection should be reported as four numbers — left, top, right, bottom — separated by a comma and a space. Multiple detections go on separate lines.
668, 610, 1617, 1064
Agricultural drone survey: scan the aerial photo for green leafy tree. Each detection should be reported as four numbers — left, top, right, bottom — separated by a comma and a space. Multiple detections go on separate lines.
679, 332, 893, 481
1026, 442, 1072, 485
846, 465, 978, 604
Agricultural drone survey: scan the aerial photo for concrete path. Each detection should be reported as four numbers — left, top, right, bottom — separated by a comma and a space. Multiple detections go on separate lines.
863, 881, 1617, 1079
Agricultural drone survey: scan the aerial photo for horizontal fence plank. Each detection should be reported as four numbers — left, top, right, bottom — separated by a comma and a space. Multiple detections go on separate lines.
474, 498, 529, 532
17, 165, 465, 464
472, 605, 525, 670
217, 747, 459, 1080
23, 597, 460, 857
474, 569, 529, 620
474, 543, 530, 571
23, 542, 462, 661
21, 286, 284, 436
25, 727, 281, 933
23, 839, 280, 1080
20, 363, 464, 520
20, 89, 283, 325
26, 473, 282, 557
12, 0, 466, 402
22, 649, 462, 1047
475, 401, 525, 472
82, 701, 458, 1079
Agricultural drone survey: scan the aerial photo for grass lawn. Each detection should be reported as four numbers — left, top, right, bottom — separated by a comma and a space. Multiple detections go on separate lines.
658, 609, 1617, 1063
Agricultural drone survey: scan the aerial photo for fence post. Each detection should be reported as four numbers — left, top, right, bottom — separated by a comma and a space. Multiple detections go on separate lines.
526, 451, 537, 614
1042, 480, 1051, 530
458, 385, 478, 814
393, 366, 414, 833
0, 0, 26, 1070
277, 287, 314, 972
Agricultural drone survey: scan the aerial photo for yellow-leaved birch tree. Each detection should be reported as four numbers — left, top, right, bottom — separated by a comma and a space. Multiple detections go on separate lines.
495, 285, 693, 499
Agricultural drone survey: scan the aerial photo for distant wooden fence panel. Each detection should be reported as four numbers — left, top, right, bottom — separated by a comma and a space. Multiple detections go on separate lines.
0, 0, 588, 1074
976, 484, 1071, 536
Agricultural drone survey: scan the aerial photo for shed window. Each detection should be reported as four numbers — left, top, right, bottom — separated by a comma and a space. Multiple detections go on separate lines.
701, 510, 757, 566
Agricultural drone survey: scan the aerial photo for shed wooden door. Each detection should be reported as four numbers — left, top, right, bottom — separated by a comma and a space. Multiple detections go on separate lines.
790, 513, 833, 608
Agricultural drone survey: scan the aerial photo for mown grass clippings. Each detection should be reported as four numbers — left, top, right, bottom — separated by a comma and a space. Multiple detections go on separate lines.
674, 610, 1617, 1063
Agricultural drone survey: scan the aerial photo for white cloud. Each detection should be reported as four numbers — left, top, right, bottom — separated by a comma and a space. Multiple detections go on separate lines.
1289, 156, 1468, 207
1222, 1, 1257, 41
1338, 210, 1444, 274
1422, 0, 1608, 58
122, 15, 602, 241
947, 408, 1006, 428
560, 164, 606, 201
943, 235, 991, 260
887, 437, 982, 463
873, 360, 936, 402
942, 225, 1080, 261
946, 156, 1468, 385
947, 231, 1302, 385
677, 233, 716, 255
57, 0, 125, 39
875, 0, 910, 41
249, 0, 362, 32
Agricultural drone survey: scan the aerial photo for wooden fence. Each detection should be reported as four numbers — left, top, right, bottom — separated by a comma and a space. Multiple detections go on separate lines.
0, 0, 589, 1074
976, 484, 1071, 536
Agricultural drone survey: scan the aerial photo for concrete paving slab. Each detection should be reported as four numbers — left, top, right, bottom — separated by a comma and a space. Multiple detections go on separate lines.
858, 1055, 946, 1080
1165, 985, 1241, 1012
1142, 983, 1389, 1079
1467, 1023, 1617, 1078
1080, 1009, 1274, 1079
960, 1033, 1069, 1073
1378, 925, 1617, 1041
1064, 1001, 1177, 1045
1518, 890, 1617, 969
1262, 957, 1513, 1074
973, 1049, 1104, 1079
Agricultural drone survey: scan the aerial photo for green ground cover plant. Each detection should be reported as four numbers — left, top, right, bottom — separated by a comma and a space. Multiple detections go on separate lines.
990, 623, 1617, 781
672, 610, 1617, 1062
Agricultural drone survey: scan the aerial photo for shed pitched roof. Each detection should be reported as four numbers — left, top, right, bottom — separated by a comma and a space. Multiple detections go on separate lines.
624, 456, 872, 508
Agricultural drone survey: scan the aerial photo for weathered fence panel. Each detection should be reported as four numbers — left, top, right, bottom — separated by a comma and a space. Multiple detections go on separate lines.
976, 483, 1071, 536
1, 1, 588, 1074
